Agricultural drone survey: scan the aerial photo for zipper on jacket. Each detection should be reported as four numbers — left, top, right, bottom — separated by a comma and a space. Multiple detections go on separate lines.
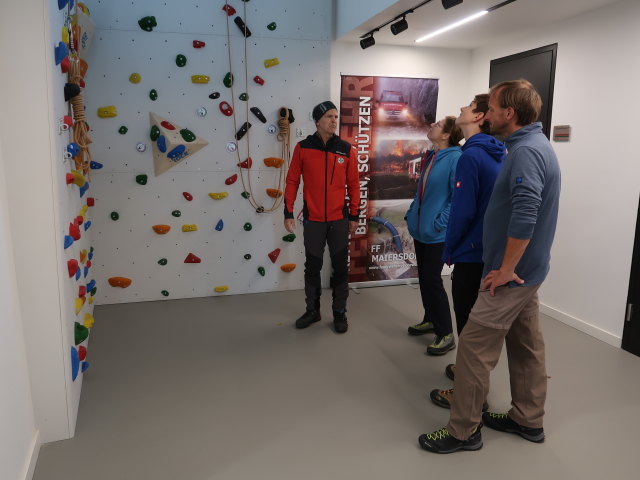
324, 148, 328, 222
330, 154, 337, 184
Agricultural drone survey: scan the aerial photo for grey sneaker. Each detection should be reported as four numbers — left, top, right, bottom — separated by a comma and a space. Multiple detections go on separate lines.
408, 320, 435, 336
426, 333, 455, 355
482, 412, 545, 443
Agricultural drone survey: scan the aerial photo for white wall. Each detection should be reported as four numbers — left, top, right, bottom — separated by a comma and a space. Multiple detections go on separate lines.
468, 0, 640, 345
335, 0, 398, 39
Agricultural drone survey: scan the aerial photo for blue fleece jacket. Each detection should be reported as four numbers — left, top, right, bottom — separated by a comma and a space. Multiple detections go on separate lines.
406, 146, 462, 244
482, 122, 561, 286
442, 133, 505, 264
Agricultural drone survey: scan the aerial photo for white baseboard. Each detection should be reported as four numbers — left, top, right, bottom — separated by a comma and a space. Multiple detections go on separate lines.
23, 429, 40, 480
540, 303, 621, 348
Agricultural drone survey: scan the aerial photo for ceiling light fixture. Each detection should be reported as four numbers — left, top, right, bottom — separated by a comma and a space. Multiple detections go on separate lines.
390, 17, 409, 35
441, 0, 464, 9
415, 10, 488, 42
360, 35, 376, 50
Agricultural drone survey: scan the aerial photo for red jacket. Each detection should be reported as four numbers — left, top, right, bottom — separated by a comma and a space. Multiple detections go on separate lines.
284, 133, 360, 222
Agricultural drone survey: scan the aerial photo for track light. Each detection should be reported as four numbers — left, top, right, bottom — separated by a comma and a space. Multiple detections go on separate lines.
360, 35, 376, 49
442, 0, 463, 8
390, 17, 408, 35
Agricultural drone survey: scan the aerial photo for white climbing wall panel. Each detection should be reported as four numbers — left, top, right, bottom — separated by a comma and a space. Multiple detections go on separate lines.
85, 0, 332, 304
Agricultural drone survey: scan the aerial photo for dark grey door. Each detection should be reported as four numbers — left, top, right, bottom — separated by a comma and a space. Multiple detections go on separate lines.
622, 195, 640, 356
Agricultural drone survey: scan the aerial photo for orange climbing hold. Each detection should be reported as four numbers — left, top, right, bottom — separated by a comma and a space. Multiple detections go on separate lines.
280, 263, 296, 273
266, 188, 283, 198
108, 277, 132, 288
152, 224, 171, 234
263, 157, 284, 167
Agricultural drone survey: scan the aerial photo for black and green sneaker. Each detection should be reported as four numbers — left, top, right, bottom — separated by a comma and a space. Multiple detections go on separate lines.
418, 425, 483, 454
408, 320, 434, 336
482, 412, 545, 443
426, 333, 455, 355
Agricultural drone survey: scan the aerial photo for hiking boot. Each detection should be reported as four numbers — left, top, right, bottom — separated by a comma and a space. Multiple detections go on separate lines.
333, 311, 348, 333
295, 310, 320, 329
418, 425, 482, 454
426, 334, 455, 355
482, 412, 545, 443
408, 320, 434, 336
429, 388, 488, 411
445, 363, 456, 380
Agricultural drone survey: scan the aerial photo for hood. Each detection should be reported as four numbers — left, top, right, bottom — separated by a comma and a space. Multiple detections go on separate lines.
462, 132, 506, 163
504, 122, 544, 149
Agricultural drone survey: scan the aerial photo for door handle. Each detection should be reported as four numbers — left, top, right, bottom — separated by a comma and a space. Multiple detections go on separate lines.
626, 303, 634, 322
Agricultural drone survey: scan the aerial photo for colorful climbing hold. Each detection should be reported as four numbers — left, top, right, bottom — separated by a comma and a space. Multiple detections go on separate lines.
241, 191, 250, 199
119, 126, 128, 134
258, 266, 265, 276
191, 75, 210, 84
282, 233, 296, 242
171, 210, 181, 217
135, 174, 148, 185
214, 286, 229, 293
54, 41, 68, 65
75, 322, 89, 345
64, 235, 74, 249
79, 286, 87, 298
157, 136, 166, 152
193, 40, 206, 48
129, 72, 141, 84
161, 290, 169, 297
225, 174, 238, 185
66, 142, 80, 158
150, 125, 160, 140
266, 188, 283, 198
264, 58, 280, 68
110, 211, 119, 221
236, 122, 251, 140
209, 92, 220, 100
208, 192, 229, 200
80, 249, 88, 264
234, 16, 252, 37
78, 345, 87, 361
182, 224, 198, 232
250, 107, 267, 123
152, 224, 171, 234
180, 129, 196, 142
79, 183, 90, 198
64, 83, 81, 102
253, 77, 265, 87
84, 220, 92, 231
239, 93, 248, 101
83, 313, 95, 328
158, 258, 168, 265
90, 161, 103, 170
71, 347, 80, 381
167, 144, 187, 160
222, 4, 236, 15
149, 89, 158, 101
267, 22, 277, 31
264, 157, 284, 167
280, 263, 296, 272
243, 222, 252, 231
215, 219, 224, 231
223, 72, 234, 88
219, 101, 233, 116
244, 254, 251, 260
81, 362, 90, 373
175, 54, 187, 67
183, 192, 193, 201
97, 106, 117, 118
75, 297, 85, 315
138, 16, 157, 32
108, 277, 132, 288
184, 253, 201, 263
160, 121, 176, 130
268, 248, 281, 263
68, 259, 79, 277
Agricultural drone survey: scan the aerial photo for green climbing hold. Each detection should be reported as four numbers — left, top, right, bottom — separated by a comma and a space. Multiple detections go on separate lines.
258, 266, 265, 276
136, 174, 148, 185
282, 233, 296, 242
90, 246, 94, 252
138, 16, 157, 32
243, 222, 252, 231
239, 93, 248, 101
110, 211, 119, 221
244, 254, 251, 260
90, 287, 97, 296
149, 89, 158, 101
180, 129, 196, 142
158, 258, 168, 265
241, 191, 250, 199
118, 126, 128, 134
175, 54, 187, 67
75, 322, 89, 345
161, 290, 169, 297
171, 210, 181, 217
267, 22, 276, 31
223, 72, 234, 88
150, 125, 160, 141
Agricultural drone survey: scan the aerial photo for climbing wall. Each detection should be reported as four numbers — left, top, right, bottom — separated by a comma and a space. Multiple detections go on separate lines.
84, 0, 332, 304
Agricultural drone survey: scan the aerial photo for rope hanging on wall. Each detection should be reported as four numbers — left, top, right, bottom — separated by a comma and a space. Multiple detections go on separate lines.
224, 1, 291, 213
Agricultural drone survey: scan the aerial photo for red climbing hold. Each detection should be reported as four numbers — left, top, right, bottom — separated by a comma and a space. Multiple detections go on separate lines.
86, 260, 92, 268
65, 173, 75, 185
225, 174, 238, 185
78, 346, 87, 361
78, 286, 86, 297
237, 157, 253, 169
69, 222, 81, 241
222, 4, 236, 15
253, 75, 265, 86
60, 56, 71, 73
268, 248, 281, 264
192, 40, 205, 48
184, 253, 202, 264
86, 197, 95, 207
160, 121, 176, 130
75, 215, 84, 225
183, 192, 193, 201
219, 101, 233, 117
68, 259, 79, 277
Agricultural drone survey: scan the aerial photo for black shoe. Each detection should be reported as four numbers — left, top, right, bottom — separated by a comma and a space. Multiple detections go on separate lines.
295, 310, 320, 329
429, 388, 488, 411
408, 320, 434, 335
482, 412, 545, 443
333, 311, 348, 333
445, 363, 455, 381
426, 334, 456, 356
418, 425, 483, 454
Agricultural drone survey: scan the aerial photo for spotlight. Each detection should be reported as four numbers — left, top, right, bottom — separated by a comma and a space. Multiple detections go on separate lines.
360, 35, 375, 49
442, 0, 463, 8
390, 17, 408, 35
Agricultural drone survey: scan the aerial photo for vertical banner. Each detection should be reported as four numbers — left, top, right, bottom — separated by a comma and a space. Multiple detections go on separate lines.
340, 75, 439, 285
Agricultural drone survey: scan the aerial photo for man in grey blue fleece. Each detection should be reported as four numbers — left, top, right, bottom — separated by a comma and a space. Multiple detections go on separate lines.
419, 79, 561, 454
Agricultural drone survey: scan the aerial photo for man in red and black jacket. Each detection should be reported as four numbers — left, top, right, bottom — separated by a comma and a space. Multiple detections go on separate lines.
284, 101, 360, 333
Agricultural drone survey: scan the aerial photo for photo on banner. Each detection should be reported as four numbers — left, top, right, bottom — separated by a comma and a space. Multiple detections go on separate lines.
339, 75, 439, 285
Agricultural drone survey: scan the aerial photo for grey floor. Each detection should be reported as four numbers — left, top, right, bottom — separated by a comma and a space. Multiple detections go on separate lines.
34, 283, 640, 480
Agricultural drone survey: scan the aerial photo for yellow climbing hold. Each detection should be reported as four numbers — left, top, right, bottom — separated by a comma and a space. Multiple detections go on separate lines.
191, 75, 210, 84
83, 313, 95, 328
129, 72, 141, 84
75, 297, 85, 315
69, 170, 87, 187
264, 58, 280, 68
97, 105, 118, 118
214, 285, 229, 293
79, 205, 88, 217
88, 296, 95, 304
182, 224, 198, 232
62, 26, 70, 44
208, 192, 229, 200
80, 249, 88, 264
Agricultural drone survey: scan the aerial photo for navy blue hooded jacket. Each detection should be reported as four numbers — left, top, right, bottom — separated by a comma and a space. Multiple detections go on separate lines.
442, 133, 505, 264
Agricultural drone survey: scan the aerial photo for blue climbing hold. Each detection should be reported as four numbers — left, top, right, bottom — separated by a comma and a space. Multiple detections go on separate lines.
215, 219, 224, 231
90, 161, 103, 169
84, 220, 92, 231
75, 266, 81, 280
71, 347, 80, 381
84, 266, 89, 278
54, 41, 68, 64
66, 142, 80, 157
64, 235, 74, 249
88, 251, 93, 260
81, 361, 90, 373
167, 144, 186, 159
86, 279, 96, 291
157, 135, 167, 153
79, 183, 89, 197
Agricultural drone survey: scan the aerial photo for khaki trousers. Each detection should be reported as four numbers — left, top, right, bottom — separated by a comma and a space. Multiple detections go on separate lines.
447, 284, 546, 440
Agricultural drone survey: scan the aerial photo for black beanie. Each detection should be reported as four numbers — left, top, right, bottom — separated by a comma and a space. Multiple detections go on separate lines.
312, 101, 337, 122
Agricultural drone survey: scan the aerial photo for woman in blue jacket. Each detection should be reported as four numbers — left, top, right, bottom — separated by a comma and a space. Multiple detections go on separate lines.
405, 116, 463, 355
